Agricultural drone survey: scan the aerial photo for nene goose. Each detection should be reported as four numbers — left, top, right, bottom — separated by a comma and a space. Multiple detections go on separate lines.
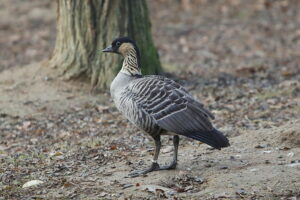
102, 37, 229, 177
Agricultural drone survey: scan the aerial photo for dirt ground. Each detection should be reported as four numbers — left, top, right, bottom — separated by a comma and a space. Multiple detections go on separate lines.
0, 0, 300, 199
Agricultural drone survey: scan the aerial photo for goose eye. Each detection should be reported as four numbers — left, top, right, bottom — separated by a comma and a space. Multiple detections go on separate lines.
116, 41, 121, 46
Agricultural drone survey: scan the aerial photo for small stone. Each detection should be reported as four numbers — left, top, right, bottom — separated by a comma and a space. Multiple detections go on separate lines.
22, 180, 44, 188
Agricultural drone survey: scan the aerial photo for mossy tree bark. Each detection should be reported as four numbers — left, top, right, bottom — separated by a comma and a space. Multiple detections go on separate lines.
50, 0, 161, 90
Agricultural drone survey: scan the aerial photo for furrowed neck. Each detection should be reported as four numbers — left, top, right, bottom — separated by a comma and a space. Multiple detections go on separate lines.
120, 48, 142, 76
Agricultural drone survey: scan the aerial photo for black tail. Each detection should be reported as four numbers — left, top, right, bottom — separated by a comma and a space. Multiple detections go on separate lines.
187, 128, 230, 150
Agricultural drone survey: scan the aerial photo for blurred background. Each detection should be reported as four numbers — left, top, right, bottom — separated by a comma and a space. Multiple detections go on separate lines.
1, 0, 299, 76
1, 0, 299, 127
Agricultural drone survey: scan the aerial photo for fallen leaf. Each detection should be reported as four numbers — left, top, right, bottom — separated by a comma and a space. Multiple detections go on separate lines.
99, 192, 108, 197
249, 168, 258, 172
122, 184, 134, 189
22, 121, 31, 130
161, 146, 173, 153
110, 145, 117, 150
255, 144, 265, 148
63, 182, 73, 188
185, 185, 193, 191
175, 187, 185, 193
50, 151, 63, 157
287, 152, 294, 157
262, 150, 273, 154
279, 146, 291, 151
96, 105, 110, 113
141, 185, 176, 196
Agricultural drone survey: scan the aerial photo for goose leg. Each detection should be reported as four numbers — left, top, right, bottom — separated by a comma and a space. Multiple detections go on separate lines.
160, 135, 179, 170
128, 135, 161, 177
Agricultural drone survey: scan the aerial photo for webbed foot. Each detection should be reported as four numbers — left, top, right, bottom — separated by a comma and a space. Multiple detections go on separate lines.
159, 160, 177, 170
128, 162, 160, 177
127, 160, 177, 177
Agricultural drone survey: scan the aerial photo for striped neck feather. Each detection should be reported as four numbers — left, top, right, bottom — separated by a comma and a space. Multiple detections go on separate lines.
120, 47, 141, 76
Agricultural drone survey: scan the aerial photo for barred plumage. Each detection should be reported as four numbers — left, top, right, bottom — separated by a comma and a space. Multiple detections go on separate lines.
103, 37, 230, 177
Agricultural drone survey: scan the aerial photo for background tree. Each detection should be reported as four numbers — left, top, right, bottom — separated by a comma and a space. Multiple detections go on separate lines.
49, 0, 161, 90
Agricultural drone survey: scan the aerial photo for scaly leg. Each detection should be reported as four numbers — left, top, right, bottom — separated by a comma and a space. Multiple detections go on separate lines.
128, 135, 180, 177
128, 135, 161, 177
160, 135, 179, 170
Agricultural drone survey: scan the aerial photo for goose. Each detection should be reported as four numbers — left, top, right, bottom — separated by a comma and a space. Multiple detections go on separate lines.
102, 37, 230, 177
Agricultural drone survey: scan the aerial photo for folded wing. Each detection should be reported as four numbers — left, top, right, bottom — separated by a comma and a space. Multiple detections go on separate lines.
127, 76, 229, 149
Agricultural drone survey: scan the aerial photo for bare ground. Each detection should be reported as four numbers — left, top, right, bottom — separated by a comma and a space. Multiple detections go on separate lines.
1, 0, 300, 199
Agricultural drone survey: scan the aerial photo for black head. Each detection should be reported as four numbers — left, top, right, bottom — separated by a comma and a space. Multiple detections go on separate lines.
102, 37, 139, 55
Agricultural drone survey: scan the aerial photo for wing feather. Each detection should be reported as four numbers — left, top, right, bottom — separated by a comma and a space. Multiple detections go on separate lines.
126, 75, 229, 149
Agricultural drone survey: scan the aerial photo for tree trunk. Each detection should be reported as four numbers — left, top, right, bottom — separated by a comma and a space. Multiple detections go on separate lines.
49, 0, 161, 90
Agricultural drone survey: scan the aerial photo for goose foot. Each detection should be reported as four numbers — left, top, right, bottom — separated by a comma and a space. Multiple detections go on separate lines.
128, 162, 160, 177
159, 160, 177, 170
128, 161, 177, 177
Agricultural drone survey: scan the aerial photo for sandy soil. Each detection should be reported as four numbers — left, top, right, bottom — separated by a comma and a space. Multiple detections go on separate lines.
1, 0, 300, 199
